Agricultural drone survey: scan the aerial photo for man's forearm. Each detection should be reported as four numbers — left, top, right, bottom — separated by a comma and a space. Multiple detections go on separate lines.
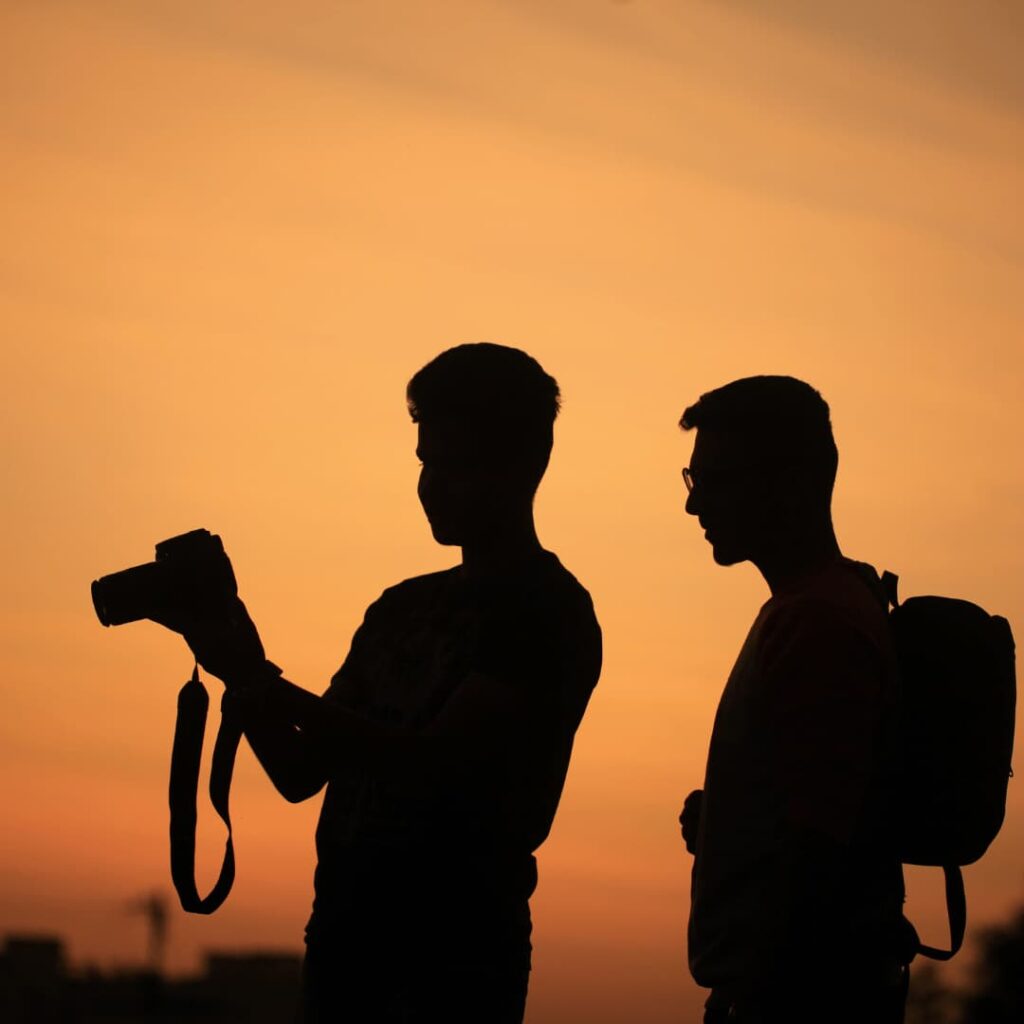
240, 707, 329, 803
270, 677, 436, 776
227, 662, 510, 790
222, 666, 331, 802
224, 665, 421, 785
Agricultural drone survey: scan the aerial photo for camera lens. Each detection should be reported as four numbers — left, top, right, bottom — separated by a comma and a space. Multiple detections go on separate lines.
91, 561, 164, 627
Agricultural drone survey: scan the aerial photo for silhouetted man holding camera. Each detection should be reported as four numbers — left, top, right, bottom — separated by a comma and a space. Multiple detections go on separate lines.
677, 377, 907, 1024
159, 344, 601, 1023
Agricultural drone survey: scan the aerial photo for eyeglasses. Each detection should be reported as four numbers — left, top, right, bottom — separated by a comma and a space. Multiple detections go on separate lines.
683, 462, 774, 494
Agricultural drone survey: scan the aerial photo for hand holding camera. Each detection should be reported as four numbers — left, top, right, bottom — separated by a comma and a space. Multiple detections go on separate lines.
91, 529, 267, 686
170, 599, 266, 687
92, 528, 276, 915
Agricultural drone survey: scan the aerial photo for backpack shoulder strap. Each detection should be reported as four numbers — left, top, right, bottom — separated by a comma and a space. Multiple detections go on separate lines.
844, 560, 894, 611
916, 865, 967, 961
879, 570, 900, 609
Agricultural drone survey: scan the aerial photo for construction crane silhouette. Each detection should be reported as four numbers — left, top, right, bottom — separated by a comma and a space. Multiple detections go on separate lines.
125, 891, 169, 975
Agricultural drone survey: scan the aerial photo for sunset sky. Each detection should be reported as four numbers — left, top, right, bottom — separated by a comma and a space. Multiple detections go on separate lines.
2, 2, 1022, 1021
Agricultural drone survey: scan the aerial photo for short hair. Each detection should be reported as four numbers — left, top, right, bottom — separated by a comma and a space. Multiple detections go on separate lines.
407, 343, 561, 477
680, 375, 838, 490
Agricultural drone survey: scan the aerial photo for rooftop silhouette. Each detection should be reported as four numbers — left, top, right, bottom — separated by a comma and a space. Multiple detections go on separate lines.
0, 932, 302, 1024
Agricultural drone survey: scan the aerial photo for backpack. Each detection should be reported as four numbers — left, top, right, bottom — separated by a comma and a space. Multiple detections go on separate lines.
879, 570, 1016, 961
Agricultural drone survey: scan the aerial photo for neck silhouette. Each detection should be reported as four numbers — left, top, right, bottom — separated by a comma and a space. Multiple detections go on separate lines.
460, 505, 543, 580
753, 516, 842, 596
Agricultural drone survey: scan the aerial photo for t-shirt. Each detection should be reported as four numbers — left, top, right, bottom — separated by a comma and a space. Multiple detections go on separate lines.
307, 550, 601, 961
688, 559, 903, 991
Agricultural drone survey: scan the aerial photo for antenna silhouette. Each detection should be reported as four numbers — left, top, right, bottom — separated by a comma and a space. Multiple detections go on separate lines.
125, 891, 169, 975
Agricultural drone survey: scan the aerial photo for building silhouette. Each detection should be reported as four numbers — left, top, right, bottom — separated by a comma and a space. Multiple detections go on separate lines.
0, 933, 302, 1023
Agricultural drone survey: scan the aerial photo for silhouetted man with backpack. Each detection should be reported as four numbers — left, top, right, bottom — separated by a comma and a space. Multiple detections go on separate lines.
157, 343, 602, 1023
677, 376, 909, 1024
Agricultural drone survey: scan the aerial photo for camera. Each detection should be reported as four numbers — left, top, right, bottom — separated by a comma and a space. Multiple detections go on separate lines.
91, 529, 238, 628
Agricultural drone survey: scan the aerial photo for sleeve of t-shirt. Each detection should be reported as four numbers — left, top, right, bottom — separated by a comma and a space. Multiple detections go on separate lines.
470, 582, 600, 730
758, 597, 888, 845
321, 590, 392, 708
471, 584, 559, 691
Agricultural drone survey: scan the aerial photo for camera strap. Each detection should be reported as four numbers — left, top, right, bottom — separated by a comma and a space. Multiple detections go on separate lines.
168, 665, 241, 914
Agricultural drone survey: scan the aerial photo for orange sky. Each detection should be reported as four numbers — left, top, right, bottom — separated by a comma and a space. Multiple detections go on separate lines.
2, 2, 1022, 1020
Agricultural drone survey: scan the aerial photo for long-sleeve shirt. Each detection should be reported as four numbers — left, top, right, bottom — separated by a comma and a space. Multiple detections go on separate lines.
689, 558, 903, 992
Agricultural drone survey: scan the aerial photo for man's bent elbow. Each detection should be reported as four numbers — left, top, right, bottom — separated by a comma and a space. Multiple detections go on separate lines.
276, 775, 327, 804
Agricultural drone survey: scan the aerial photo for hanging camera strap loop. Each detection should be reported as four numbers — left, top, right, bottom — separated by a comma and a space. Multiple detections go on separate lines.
168, 664, 241, 914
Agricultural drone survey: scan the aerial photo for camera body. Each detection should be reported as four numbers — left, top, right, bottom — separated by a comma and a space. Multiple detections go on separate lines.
91, 529, 238, 628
